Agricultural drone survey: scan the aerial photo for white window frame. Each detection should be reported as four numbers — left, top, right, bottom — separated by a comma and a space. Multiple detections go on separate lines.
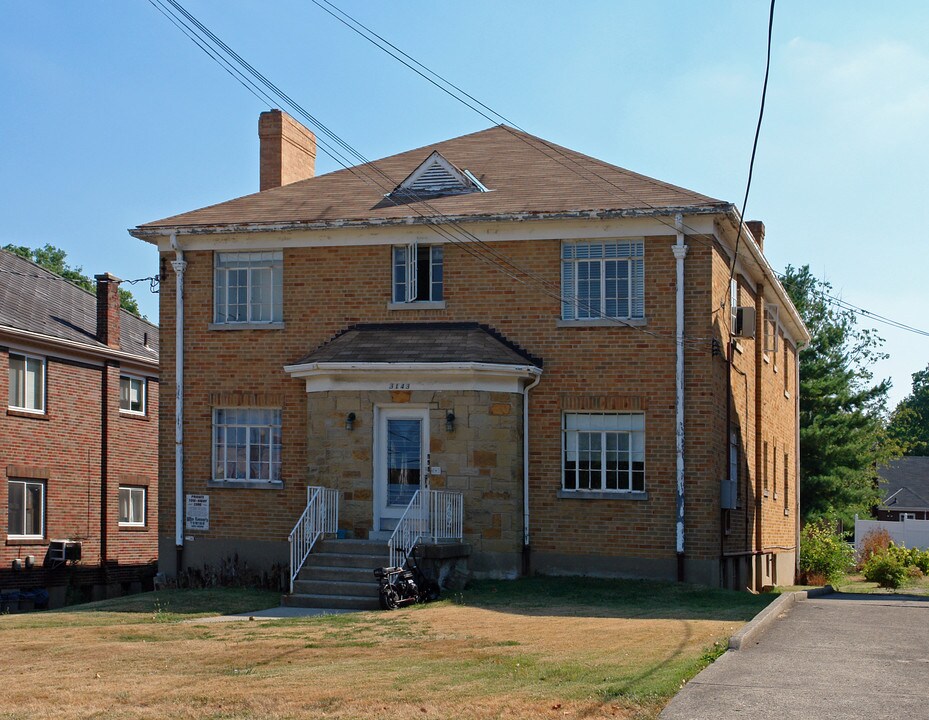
764, 304, 779, 356
118, 485, 146, 527
562, 412, 646, 493
8, 479, 44, 539
119, 375, 146, 415
561, 240, 645, 321
392, 243, 443, 303
213, 251, 283, 325
212, 408, 283, 483
8, 352, 46, 413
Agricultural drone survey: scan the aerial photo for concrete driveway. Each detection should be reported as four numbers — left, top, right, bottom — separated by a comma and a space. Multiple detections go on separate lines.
661, 592, 929, 720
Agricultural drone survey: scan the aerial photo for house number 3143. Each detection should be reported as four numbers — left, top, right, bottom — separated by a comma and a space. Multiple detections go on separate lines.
388, 383, 410, 390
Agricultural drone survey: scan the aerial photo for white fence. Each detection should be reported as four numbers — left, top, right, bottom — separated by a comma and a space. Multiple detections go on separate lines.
855, 517, 929, 551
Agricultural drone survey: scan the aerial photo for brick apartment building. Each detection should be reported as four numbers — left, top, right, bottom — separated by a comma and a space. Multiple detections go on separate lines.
0, 250, 159, 607
131, 110, 807, 594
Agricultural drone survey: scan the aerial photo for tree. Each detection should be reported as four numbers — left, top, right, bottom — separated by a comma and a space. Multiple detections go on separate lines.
888, 364, 929, 455
3, 243, 142, 317
781, 265, 896, 529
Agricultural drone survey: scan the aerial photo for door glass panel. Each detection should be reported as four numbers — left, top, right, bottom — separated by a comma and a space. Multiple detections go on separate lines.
386, 418, 422, 506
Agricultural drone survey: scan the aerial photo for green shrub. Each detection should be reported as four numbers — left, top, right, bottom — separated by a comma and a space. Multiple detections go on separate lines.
799, 521, 854, 585
862, 552, 909, 588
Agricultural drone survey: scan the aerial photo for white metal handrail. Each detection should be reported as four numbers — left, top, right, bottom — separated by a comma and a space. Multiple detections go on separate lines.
288, 486, 339, 593
388, 488, 463, 568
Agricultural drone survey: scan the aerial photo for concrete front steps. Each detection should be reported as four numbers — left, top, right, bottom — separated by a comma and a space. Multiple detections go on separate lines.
283, 538, 388, 611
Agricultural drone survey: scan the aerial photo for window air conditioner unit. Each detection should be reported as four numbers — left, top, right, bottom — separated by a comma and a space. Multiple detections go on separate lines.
733, 306, 756, 339
48, 540, 82, 564
720, 478, 737, 510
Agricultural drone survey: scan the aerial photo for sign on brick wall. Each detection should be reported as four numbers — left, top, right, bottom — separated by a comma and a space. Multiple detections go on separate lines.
185, 494, 210, 531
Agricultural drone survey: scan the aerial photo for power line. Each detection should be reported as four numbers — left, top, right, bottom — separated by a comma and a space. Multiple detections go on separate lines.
775, 271, 929, 339
723, 0, 776, 312
148, 0, 720, 349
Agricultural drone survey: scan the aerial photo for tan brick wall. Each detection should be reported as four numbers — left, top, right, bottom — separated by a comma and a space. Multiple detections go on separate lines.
158, 224, 800, 585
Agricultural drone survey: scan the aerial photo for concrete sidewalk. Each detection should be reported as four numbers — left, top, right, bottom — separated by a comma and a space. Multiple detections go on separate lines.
661, 592, 929, 720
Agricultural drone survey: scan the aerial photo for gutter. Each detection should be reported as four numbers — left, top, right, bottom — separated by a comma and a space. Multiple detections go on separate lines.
170, 233, 187, 571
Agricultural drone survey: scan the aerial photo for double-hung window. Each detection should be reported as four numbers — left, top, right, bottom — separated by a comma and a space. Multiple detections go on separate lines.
563, 413, 645, 493
214, 251, 283, 324
118, 486, 146, 526
8, 479, 44, 538
213, 408, 282, 483
119, 376, 146, 415
9, 353, 45, 413
561, 240, 644, 321
392, 243, 443, 303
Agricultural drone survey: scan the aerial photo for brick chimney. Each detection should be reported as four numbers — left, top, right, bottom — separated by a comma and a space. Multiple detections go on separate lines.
746, 220, 765, 252
95, 273, 121, 349
258, 109, 316, 191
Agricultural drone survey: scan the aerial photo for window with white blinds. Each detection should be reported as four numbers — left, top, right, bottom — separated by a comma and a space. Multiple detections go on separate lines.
214, 251, 283, 324
561, 241, 644, 321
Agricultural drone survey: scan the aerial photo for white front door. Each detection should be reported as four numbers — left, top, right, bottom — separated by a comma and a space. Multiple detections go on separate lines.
374, 407, 430, 530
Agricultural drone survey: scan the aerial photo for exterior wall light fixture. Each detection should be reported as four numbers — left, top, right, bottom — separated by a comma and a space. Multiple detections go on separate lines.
445, 411, 456, 432
345, 412, 356, 431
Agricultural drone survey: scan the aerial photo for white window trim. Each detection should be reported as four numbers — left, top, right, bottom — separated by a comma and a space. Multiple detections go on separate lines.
211, 407, 283, 484
118, 485, 146, 527
561, 240, 645, 322
8, 479, 45, 539
213, 251, 283, 325
392, 243, 443, 304
8, 351, 46, 414
119, 374, 147, 416
561, 412, 646, 495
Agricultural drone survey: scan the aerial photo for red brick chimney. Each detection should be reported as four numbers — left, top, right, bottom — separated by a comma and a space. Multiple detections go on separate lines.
258, 109, 316, 191
95, 273, 121, 349
746, 220, 765, 252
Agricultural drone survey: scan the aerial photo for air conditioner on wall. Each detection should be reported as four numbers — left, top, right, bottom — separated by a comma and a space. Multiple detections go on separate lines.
48, 540, 82, 564
733, 306, 756, 339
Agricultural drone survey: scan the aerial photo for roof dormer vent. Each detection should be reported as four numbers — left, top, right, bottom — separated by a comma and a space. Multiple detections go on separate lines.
390, 151, 488, 200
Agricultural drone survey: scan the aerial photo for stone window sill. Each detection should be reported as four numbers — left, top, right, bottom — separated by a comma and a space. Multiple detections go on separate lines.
387, 301, 447, 311
119, 525, 150, 532
208, 322, 285, 331
207, 480, 284, 490
7, 408, 49, 421
557, 490, 648, 501
556, 318, 647, 328
120, 411, 150, 421
6, 538, 48, 547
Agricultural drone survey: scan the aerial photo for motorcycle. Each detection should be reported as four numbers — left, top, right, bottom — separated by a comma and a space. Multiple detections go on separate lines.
374, 544, 441, 610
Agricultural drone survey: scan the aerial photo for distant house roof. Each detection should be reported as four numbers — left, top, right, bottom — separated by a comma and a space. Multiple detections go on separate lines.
133, 125, 728, 235
879, 457, 929, 510
0, 250, 158, 363
292, 322, 542, 368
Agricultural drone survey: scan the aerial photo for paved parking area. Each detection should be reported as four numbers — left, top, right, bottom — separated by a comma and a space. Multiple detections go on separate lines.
661, 593, 929, 720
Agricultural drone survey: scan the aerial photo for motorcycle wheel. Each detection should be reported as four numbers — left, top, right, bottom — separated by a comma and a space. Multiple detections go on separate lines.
380, 586, 401, 610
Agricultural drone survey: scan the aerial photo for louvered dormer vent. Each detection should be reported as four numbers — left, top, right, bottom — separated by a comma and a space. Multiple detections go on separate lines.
389, 151, 489, 200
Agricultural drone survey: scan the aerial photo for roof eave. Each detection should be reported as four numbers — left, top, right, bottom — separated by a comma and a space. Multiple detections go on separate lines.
129, 203, 732, 242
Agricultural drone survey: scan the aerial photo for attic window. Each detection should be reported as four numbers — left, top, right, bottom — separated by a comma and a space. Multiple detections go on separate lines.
389, 151, 488, 200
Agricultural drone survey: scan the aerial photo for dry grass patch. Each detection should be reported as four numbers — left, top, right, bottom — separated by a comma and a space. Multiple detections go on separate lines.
0, 579, 770, 720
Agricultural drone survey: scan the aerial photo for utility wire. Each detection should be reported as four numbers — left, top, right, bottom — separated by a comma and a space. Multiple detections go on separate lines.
148, 0, 719, 349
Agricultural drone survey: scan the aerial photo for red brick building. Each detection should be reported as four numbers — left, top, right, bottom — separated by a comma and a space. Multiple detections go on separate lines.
132, 111, 807, 595
0, 250, 159, 607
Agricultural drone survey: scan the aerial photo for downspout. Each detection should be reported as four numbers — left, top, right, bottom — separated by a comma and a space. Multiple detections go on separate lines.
673, 214, 688, 582
795, 347, 802, 579
522, 369, 542, 576
170, 233, 187, 575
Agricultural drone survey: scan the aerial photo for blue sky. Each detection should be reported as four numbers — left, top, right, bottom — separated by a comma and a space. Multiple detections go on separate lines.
2, 1, 927, 407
